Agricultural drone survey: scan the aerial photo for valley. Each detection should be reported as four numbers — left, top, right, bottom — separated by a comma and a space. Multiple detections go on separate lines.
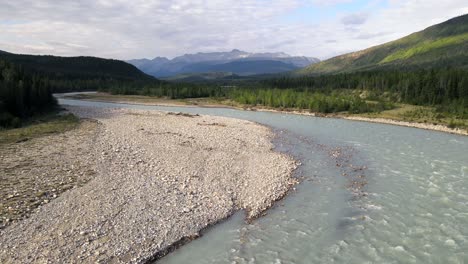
1, 6, 467, 264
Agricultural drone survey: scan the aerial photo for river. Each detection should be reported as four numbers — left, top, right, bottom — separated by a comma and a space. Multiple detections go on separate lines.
59, 98, 468, 263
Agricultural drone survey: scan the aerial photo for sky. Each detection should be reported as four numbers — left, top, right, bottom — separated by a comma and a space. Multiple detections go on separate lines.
0, 0, 467, 60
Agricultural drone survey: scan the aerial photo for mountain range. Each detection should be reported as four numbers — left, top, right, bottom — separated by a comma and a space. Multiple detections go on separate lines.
127, 49, 320, 78
298, 14, 468, 75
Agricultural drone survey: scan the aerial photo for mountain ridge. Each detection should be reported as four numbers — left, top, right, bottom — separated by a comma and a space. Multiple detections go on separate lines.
0, 50, 153, 81
128, 49, 320, 77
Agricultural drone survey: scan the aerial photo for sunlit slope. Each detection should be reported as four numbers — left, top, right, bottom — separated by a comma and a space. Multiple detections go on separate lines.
298, 14, 468, 75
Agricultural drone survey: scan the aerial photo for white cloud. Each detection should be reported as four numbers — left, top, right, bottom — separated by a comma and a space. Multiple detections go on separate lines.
0, 0, 303, 59
341, 13, 369, 25
0, 0, 466, 60
310, 0, 352, 6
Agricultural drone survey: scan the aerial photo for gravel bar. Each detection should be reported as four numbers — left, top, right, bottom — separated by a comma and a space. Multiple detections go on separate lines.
0, 106, 297, 263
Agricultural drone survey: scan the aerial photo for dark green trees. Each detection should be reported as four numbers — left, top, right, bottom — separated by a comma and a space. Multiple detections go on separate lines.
228, 88, 393, 113
262, 69, 468, 117
0, 60, 56, 127
102, 67, 467, 117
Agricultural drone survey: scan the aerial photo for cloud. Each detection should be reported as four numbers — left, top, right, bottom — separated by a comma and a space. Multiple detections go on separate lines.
311, 0, 352, 6
341, 13, 369, 25
356, 31, 392, 39
0, 0, 303, 59
0, 0, 467, 60
265, 39, 297, 50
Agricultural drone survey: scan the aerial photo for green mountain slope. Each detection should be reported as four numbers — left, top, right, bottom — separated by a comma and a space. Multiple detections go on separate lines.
299, 14, 468, 75
0, 51, 153, 81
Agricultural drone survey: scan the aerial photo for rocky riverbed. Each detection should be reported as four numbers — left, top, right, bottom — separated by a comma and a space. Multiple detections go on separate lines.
0, 119, 100, 229
0, 106, 297, 263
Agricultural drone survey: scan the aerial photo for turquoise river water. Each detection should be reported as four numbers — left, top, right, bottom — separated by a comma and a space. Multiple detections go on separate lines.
59, 98, 468, 264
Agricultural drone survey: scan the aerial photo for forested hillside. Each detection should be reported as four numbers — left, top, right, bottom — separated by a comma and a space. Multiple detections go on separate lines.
103, 65, 468, 129
259, 69, 468, 116
0, 51, 165, 127
0, 51, 158, 93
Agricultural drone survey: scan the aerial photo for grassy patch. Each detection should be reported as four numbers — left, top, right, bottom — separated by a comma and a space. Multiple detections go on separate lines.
353, 104, 468, 130
182, 97, 240, 107
381, 33, 468, 63
0, 113, 80, 145
66, 93, 188, 106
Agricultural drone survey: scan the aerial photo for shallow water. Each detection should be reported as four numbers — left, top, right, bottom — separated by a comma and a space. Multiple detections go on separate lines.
59, 98, 468, 263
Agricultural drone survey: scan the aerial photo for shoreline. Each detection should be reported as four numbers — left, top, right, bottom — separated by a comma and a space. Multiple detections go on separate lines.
59, 94, 468, 136
254, 108, 468, 136
342, 116, 468, 136
0, 106, 297, 263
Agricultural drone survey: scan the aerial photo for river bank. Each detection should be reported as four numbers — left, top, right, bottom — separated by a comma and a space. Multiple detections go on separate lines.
0, 106, 296, 263
60, 93, 468, 136
343, 116, 468, 136
254, 108, 468, 136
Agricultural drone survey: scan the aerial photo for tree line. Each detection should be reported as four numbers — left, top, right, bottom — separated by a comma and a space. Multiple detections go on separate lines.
104, 67, 467, 118
229, 88, 394, 113
264, 69, 468, 118
103, 81, 226, 99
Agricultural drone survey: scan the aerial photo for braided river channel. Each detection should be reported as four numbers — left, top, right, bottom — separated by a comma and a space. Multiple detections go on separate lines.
59, 98, 468, 263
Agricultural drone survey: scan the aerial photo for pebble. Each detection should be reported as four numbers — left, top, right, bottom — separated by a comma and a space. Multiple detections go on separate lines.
445, 239, 457, 247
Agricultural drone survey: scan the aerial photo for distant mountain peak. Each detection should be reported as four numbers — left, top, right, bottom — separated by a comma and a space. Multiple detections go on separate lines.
127, 50, 320, 78
152, 56, 169, 61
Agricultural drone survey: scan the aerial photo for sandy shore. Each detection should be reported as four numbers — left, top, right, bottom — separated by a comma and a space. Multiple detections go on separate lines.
343, 116, 468, 136
0, 106, 296, 263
